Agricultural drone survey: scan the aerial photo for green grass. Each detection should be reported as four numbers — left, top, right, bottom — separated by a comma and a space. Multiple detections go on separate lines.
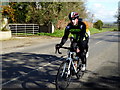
12, 33, 36, 36
37, 29, 64, 37
15, 27, 118, 37
89, 27, 118, 35
37, 27, 118, 37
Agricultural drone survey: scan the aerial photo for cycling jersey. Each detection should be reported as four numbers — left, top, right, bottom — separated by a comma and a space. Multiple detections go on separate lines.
60, 20, 88, 46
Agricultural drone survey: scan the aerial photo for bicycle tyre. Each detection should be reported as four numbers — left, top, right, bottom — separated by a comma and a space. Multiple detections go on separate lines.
76, 68, 84, 79
56, 60, 72, 90
76, 59, 85, 79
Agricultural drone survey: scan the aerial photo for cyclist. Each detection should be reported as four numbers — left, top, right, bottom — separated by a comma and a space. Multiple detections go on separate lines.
56, 12, 89, 71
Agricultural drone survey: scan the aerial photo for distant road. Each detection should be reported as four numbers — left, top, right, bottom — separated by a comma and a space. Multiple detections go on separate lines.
2, 31, 119, 89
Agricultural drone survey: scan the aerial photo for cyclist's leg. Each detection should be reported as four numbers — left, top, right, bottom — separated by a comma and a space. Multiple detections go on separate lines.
86, 44, 89, 58
70, 41, 77, 51
76, 49, 86, 72
80, 51, 86, 71
85, 37, 89, 58
79, 49, 86, 64
77, 42, 87, 71
70, 42, 79, 70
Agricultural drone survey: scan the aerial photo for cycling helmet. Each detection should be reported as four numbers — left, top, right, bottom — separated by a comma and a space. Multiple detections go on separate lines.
68, 12, 79, 20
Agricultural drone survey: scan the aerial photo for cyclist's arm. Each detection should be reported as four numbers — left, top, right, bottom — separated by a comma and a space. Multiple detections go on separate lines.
79, 22, 86, 42
60, 26, 70, 46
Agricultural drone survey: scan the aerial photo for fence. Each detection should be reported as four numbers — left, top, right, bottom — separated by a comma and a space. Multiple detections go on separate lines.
9, 24, 39, 35
9, 23, 55, 36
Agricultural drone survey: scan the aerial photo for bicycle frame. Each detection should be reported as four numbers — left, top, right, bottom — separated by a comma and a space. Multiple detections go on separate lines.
55, 44, 85, 89
62, 50, 78, 78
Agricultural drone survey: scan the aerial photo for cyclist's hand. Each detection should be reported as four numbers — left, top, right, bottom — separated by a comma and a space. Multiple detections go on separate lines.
56, 44, 62, 49
76, 48, 80, 53
55, 44, 62, 54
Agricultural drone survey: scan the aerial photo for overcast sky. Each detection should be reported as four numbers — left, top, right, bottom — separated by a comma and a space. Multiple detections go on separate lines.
85, 0, 119, 22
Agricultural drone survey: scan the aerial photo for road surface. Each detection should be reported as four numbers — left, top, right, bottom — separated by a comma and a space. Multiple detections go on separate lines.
1, 31, 120, 89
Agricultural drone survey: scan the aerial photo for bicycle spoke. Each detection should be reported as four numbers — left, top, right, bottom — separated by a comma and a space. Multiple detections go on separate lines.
55, 46, 86, 89
76, 59, 85, 79
56, 61, 71, 90
61, 63, 66, 77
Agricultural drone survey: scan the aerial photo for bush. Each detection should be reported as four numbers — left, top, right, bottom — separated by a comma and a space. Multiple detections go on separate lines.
94, 20, 103, 30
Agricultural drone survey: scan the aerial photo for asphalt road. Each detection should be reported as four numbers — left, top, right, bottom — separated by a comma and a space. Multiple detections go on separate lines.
1, 31, 120, 89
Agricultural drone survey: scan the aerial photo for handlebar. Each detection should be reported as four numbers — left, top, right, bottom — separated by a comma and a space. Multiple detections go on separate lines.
55, 37, 75, 54
55, 46, 72, 54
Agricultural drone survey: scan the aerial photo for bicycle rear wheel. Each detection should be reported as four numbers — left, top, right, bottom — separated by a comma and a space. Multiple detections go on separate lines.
76, 59, 85, 79
76, 68, 84, 79
56, 60, 71, 90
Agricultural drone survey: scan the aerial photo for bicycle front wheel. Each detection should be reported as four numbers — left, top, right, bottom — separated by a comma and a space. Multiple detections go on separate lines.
56, 60, 71, 90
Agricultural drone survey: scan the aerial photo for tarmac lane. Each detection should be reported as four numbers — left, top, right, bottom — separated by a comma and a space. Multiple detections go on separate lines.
1, 31, 120, 89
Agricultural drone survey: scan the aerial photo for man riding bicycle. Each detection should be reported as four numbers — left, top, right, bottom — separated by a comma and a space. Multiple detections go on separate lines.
56, 12, 89, 71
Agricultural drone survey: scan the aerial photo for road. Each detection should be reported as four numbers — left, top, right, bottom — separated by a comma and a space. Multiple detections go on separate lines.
1, 31, 120, 89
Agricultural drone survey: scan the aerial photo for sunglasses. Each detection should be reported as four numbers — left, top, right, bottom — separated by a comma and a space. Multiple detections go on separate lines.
71, 17, 78, 20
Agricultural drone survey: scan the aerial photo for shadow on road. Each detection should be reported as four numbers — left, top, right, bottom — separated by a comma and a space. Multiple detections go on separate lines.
2, 52, 120, 89
90, 31, 120, 42
79, 61, 120, 89
81, 75, 120, 89
2, 52, 62, 89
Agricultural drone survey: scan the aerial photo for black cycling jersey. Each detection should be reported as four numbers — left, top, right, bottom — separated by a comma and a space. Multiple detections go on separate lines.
60, 20, 87, 46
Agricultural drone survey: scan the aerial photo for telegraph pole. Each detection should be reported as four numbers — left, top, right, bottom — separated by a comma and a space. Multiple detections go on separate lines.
118, 1, 120, 31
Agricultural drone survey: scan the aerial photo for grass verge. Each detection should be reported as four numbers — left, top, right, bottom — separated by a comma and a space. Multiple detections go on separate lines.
89, 27, 118, 35
37, 29, 64, 37
37, 27, 118, 37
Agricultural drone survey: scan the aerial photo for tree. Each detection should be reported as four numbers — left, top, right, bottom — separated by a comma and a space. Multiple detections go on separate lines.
1, 2, 29, 23
1, 4, 16, 22
23, 2, 88, 27
1, 1, 88, 29
10, 2, 29, 23
93, 20, 103, 30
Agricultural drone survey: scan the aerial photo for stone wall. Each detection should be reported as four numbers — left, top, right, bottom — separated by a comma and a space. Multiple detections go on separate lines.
0, 31, 12, 40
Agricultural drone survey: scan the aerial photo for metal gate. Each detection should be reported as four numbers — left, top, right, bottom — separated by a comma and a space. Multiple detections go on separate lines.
9, 24, 39, 35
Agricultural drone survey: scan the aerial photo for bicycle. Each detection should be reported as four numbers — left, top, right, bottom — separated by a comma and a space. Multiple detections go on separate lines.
55, 44, 86, 90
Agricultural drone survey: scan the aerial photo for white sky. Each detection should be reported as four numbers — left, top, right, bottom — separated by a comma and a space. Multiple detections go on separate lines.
85, 0, 119, 22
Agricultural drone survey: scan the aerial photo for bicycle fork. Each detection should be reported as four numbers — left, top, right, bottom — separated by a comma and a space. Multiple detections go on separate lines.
61, 55, 78, 78
61, 58, 72, 78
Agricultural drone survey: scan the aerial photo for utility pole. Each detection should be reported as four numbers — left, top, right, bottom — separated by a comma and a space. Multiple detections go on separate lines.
118, 1, 120, 31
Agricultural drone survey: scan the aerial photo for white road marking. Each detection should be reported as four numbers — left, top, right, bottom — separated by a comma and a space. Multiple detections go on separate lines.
2, 59, 61, 86
95, 41, 102, 44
